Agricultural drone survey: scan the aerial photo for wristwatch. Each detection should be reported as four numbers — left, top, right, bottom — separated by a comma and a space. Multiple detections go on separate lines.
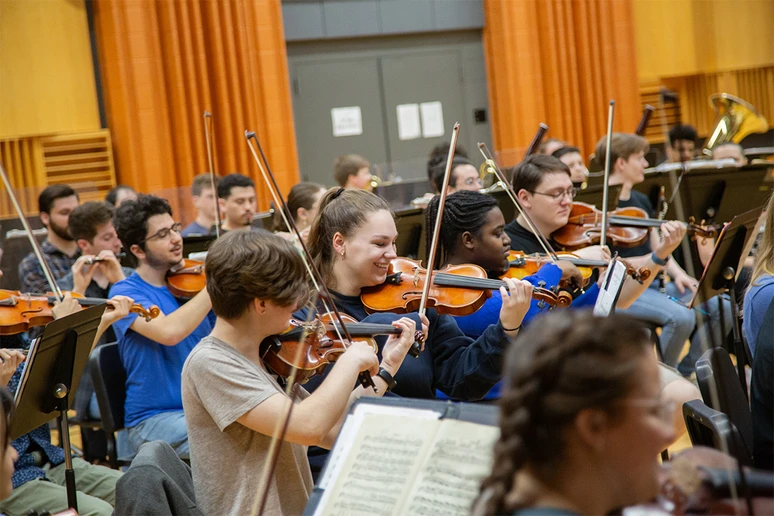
375, 367, 397, 392
650, 252, 669, 266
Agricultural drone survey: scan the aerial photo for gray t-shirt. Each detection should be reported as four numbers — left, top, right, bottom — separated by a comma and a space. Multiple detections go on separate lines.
182, 336, 314, 515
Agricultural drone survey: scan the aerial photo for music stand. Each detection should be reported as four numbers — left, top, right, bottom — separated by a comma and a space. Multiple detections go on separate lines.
690, 206, 765, 395
10, 304, 106, 511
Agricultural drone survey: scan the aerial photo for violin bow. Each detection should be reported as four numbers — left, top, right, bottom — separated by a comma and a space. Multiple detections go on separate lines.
477, 143, 559, 262
523, 123, 549, 158
0, 163, 64, 300
203, 111, 222, 238
420, 122, 460, 315
599, 100, 615, 249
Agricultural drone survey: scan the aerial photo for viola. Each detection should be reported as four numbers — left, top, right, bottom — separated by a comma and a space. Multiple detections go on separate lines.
505, 250, 651, 286
0, 290, 160, 336
360, 257, 571, 316
166, 259, 206, 298
260, 313, 424, 384
552, 202, 719, 250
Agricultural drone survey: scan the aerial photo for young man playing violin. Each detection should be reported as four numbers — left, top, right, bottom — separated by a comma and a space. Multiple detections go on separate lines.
599, 133, 733, 376
110, 194, 214, 459
504, 155, 700, 438
182, 230, 418, 515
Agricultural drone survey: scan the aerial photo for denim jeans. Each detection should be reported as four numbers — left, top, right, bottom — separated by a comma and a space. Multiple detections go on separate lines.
126, 410, 189, 459
618, 287, 696, 368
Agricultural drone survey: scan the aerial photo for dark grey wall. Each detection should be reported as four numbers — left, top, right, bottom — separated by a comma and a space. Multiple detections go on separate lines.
282, 0, 484, 41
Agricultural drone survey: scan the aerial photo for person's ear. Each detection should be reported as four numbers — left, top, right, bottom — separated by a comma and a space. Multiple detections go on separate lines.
76, 238, 90, 253
332, 232, 346, 257
461, 231, 476, 251
297, 207, 309, 224
516, 189, 531, 209
574, 408, 610, 453
40, 212, 50, 227
129, 243, 146, 262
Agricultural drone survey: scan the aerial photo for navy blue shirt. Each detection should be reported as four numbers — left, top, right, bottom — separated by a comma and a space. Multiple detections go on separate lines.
181, 221, 215, 237
109, 273, 214, 427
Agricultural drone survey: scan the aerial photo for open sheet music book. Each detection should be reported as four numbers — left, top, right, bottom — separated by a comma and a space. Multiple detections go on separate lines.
308, 399, 500, 516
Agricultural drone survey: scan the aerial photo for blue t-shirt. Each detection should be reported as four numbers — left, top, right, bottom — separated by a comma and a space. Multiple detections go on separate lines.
109, 273, 214, 427
743, 275, 774, 356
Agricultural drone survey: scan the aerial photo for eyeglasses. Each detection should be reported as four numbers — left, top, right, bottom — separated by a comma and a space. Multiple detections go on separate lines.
619, 397, 677, 423
139, 222, 183, 245
531, 187, 578, 202
462, 177, 483, 186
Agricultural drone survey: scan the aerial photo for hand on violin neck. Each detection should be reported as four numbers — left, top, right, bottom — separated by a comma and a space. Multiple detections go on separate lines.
51, 292, 80, 319
654, 221, 687, 260
380, 317, 419, 375
555, 261, 584, 286
498, 277, 533, 335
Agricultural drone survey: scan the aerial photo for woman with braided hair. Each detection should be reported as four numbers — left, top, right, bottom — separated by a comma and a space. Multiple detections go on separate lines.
473, 310, 676, 516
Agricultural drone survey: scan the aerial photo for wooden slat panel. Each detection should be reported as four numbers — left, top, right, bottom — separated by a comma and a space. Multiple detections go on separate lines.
0, 129, 116, 218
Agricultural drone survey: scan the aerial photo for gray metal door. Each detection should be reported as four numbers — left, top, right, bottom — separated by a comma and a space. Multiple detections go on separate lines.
291, 59, 388, 186
381, 51, 466, 181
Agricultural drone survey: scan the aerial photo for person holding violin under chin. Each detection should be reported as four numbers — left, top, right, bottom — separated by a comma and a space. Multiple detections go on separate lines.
109, 194, 214, 460
598, 133, 733, 376
181, 230, 418, 515
0, 293, 135, 516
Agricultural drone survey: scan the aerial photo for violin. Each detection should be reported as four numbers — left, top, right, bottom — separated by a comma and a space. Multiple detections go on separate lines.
0, 290, 160, 336
552, 201, 719, 250
166, 259, 206, 298
261, 312, 425, 384
360, 257, 571, 316
504, 250, 651, 286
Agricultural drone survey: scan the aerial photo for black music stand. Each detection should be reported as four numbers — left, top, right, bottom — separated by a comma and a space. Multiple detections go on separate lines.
690, 206, 765, 396
10, 304, 106, 511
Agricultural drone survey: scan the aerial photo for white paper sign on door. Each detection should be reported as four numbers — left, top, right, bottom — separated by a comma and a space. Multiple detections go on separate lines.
331, 106, 363, 137
396, 104, 421, 141
420, 101, 444, 138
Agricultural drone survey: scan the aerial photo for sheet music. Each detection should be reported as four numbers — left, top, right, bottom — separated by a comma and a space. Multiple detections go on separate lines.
403, 419, 499, 516
14, 336, 39, 405
317, 404, 440, 491
594, 258, 626, 316
320, 414, 439, 516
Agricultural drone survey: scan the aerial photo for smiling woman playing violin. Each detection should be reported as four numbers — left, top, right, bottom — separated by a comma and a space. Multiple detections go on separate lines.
304, 187, 534, 400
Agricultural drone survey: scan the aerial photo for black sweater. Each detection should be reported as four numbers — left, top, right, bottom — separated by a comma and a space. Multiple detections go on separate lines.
298, 291, 510, 401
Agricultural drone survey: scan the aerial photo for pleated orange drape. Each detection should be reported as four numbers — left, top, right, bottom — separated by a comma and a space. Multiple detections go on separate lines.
484, 0, 641, 166
92, 0, 299, 212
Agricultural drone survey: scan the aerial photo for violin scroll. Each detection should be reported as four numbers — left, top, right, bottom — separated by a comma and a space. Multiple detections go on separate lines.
129, 304, 160, 322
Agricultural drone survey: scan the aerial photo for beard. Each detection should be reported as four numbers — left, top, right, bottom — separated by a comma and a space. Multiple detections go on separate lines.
144, 247, 180, 271
49, 219, 74, 241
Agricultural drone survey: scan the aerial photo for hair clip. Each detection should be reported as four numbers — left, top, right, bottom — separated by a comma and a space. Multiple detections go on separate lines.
331, 187, 345, 200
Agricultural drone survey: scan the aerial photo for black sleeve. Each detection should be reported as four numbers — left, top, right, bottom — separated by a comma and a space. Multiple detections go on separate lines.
427, 312, 509, 401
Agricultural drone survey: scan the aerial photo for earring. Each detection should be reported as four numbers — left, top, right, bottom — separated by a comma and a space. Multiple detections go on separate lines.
340, 249, 345, 257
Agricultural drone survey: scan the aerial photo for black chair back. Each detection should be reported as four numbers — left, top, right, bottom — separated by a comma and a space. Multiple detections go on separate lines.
696, 347, 754, 459
683, 399, 753, 466
89, 342, 127, 467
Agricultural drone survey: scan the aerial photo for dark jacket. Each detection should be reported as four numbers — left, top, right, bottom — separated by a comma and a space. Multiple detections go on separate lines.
114, 440, 203, 516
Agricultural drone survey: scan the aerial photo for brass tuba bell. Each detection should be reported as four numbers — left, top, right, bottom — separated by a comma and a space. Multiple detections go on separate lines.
702, 93, 768, 156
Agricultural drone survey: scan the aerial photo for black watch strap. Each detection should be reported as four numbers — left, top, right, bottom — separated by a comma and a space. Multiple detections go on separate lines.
375, 367, 397, 392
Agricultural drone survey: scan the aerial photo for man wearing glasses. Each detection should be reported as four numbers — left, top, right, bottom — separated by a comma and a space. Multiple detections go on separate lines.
109, 194, 214, 459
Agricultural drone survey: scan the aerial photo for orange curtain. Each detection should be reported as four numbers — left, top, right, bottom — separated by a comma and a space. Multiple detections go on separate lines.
484, 0, 641, 166
92, 0, 299, 211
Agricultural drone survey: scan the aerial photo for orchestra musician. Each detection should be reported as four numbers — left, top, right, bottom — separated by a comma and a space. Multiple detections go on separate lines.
18, 185, 81, 295
104, 185, 137, 208
273, 182, 326, 244
428, 155, 483, 194
181, 173, 221, 237
665, 124, 698, 164
474, 311, 676, 516
217, 173, 257, 233
598, 133, 733, 376
551, 146, 589, 186
333, 154, 373, 191
0, 293, 134, 516
713, 142, 748, 166
109, 194, 214, 459
181, 230, 417, 515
